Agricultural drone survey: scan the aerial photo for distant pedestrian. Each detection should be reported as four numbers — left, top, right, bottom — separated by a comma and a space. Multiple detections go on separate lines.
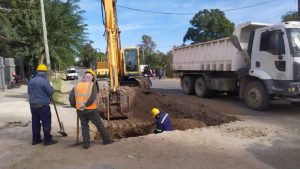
143, 66, 152, 87
158, 68, 162, 80
28, 64, 57, 146
151, 108, 173, 133
69, 72, 114, 149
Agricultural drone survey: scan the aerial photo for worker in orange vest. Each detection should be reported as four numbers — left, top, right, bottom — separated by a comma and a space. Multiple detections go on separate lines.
69, 71, 113, 149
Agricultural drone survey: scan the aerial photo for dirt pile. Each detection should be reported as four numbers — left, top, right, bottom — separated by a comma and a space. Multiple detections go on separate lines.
128, 89, 237, 126
92, 88, 238, 139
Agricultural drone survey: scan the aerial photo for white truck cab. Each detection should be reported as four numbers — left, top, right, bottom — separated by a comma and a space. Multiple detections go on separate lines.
248, 22, 300, 104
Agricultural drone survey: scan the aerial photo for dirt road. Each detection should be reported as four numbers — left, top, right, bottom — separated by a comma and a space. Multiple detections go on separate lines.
0, 77, 299, 169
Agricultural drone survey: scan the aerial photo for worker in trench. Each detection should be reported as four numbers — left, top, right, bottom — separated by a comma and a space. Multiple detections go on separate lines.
151, 108, 173, 133
69, 70, 114, 149
28, 64, 57, 146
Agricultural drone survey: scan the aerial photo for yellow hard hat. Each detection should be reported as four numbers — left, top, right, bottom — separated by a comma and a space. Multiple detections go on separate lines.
85, 68, 96, 77
37, 64, 48, 72
151, 108, 160, 118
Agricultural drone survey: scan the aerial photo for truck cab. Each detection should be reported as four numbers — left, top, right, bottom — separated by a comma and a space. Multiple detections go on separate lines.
248, 22, 300, 105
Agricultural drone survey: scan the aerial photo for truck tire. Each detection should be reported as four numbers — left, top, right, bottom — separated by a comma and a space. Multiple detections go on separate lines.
243, 81, 270, 110
182, 76, 195, 95
195, 77, 209, 97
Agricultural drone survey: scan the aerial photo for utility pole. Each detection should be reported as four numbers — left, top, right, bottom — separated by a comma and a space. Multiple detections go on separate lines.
40, 0, 51, 71
299, 0, 300, 18
142, 45, 145, 64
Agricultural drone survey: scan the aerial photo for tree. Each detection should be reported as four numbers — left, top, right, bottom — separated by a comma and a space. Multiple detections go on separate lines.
138, 34, 157, 64
183, 9, 234, 44
282, 11, 300, 21
0, 0, 87, 71
79, 42, 105, 68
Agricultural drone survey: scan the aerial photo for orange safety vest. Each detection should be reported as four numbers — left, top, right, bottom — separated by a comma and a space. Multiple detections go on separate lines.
74, 81, 97, 110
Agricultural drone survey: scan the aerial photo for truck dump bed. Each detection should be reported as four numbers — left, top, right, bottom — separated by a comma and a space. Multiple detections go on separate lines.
173, 22, 268, 72
173, 38, 248, 72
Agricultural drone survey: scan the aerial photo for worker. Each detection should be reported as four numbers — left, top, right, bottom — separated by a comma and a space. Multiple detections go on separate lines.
28, 64, 57, 146
69, 71, 114, 149
151, 108, 173, 133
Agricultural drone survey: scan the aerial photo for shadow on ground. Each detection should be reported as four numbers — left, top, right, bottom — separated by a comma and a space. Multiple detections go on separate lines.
246, 135, 300, 169
4, 93, 28, 99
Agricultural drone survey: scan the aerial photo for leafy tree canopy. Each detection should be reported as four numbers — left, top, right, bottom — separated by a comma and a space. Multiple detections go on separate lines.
0, 0, 87, 70
78, 42, 105, 68
282, 11, 300, 22
183, 9, 234, 44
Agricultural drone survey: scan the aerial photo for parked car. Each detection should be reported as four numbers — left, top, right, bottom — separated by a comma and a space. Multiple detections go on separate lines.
65, 68, 78, 80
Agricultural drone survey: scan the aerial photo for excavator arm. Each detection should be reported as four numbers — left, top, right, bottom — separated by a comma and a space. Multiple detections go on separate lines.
101, 0, 121, 93
99, 0, 150, 120
100, 0, 129, 120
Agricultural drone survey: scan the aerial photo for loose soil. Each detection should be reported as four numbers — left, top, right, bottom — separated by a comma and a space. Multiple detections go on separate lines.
94, 87, 238, 139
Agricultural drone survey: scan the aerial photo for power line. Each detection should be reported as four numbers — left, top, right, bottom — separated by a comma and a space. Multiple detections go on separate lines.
117, 0, 276, 15
224, 0, 275, 12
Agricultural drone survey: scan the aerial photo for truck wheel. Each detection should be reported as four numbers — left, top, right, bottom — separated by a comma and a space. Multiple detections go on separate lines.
244, 81, 270, 110
195, 77, 209, 97
182, 76, 195, 95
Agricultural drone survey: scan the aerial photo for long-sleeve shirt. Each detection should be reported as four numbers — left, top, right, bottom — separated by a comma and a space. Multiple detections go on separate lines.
28, 72, 54, 105
156, 112, 173, 132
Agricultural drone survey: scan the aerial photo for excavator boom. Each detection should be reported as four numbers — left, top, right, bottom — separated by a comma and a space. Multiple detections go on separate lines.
99, 0, 150, 120
101, 0, 120, 93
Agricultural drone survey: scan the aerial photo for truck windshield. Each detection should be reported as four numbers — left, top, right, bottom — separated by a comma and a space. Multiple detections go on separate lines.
287, 28, 300, 57
124, 49, 138, 72
67, 70, 76, 73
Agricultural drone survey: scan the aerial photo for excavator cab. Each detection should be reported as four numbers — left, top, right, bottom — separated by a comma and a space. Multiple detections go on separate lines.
122, 47, 140, 76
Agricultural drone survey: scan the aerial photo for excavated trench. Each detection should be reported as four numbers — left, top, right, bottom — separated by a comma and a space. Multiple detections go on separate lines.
94, 88, 238, 140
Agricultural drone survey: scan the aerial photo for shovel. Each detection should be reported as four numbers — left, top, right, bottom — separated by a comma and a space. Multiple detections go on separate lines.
51, 96, 68, 137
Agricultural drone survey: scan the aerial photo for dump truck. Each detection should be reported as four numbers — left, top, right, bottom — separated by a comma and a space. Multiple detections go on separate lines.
173, 21, 300, 110
96, 61, 109, 77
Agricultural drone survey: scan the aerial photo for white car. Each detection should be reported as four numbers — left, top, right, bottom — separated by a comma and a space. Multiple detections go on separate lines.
66, 69, 78, 80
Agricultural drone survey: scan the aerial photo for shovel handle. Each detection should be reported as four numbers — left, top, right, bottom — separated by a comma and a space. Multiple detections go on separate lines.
51, 95, 62, 129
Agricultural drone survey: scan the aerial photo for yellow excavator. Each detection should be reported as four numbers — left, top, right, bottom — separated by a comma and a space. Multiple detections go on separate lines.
100, 0, 149, 120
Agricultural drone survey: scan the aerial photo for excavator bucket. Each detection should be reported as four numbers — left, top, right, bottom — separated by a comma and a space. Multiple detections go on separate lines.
98, 91, 129, 120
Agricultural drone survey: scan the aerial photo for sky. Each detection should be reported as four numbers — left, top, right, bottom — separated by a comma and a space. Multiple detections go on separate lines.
77, 0, 298, 53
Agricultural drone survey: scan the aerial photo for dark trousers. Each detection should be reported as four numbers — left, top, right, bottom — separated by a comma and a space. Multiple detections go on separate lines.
30, 105, 52, 142
147, 76, 152, 86
78, 110, 111, 144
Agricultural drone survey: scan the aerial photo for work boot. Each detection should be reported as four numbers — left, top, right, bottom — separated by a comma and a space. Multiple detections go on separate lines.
103, 139, 114, 145
83, 142, 90, 149
32, 139, 43, 145
43, 139, 58, 146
